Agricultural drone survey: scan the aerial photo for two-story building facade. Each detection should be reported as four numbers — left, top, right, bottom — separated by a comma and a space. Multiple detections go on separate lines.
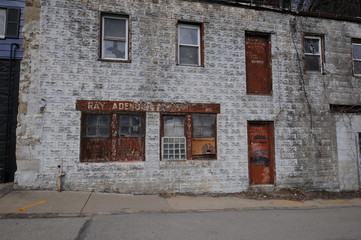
15, 0, 361, 193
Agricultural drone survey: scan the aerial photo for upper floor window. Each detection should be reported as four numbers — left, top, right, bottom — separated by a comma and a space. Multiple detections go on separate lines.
245, 32, 272, 95
101, 14, 129, 61
178, 23, 202, 66
0, 8, 20, 39
304, 35, 324, 72
352, 40, 361, 76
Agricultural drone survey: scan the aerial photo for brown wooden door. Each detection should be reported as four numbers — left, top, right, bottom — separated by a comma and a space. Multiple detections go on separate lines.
245, 34, 272, 94
248, 122, 274, 184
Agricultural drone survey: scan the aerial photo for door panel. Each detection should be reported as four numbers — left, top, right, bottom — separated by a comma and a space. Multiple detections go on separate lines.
245, 34, 272, 94
248, 122, 274, 184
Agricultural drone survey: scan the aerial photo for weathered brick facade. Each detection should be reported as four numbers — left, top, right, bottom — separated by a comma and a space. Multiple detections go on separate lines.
15, 0, 361, 193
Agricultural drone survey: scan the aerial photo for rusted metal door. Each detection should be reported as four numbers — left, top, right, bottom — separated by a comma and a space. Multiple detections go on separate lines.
245, 34, 272, 94
248, 122, 274, 184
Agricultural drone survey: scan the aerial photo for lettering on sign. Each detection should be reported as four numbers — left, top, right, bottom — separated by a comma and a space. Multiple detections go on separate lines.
251, 60, 264, 64
76, 100, 221, 114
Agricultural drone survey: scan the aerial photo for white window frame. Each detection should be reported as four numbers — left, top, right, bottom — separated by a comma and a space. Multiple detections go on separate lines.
177, 24, 201, 66
0, 8, 6, 39
101, 15, 128, 61
352, 42, 361, 77
304, 35, 323, 73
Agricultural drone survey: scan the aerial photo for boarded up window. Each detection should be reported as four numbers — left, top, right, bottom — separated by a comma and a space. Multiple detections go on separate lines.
245, 33, 272, 94
81, 113, 144, 162
161, 114, 217, 161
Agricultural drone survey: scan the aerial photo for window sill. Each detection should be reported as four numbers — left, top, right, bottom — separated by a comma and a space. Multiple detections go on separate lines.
80, 160, 144, 163
98, 58, 131, 63
161, 158, 217, 162
177, 63, 203, 67
247, 93, 273, 96
304, 71, 325, 75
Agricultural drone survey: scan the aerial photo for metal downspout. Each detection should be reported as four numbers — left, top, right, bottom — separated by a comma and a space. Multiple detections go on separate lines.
3, 43, 19, 183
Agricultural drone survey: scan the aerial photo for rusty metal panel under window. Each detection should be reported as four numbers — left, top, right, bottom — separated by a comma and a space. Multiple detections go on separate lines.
245, 33, 272, 94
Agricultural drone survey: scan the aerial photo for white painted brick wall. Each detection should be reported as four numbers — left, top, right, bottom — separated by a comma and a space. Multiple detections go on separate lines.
15, 0, 361, 193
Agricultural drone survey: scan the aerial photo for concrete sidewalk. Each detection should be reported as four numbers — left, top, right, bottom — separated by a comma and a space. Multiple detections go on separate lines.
1, 184, 361, 218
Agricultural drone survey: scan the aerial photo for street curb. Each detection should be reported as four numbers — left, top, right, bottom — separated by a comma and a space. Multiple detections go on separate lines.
1, 204, 361, 219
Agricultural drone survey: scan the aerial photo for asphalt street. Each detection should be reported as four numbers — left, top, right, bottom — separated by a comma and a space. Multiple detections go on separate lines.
1, 207, 361, 240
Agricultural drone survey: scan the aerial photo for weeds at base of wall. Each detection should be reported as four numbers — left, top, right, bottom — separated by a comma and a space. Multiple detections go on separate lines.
160, 188, 361, 201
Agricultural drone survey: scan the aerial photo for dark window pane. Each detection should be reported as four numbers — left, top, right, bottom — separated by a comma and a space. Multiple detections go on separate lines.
87, 115, 98, 127
104, 40, 126, 59
99, 127, 109, 137
120, 126, 129, 136
192, 114, 216, 138
179, 46, 199, 65
7, 9, 19, 22
98, 115, 109, 127
354, 61, 361, 75
119, 115, 142, 137
104, 18, 126, 38
87, 127, 96, 136
305, 55, 320, 72
6, 9, 20, 38
120, 116, 130, 125
352, 44, 361, 60
6, 23, 17, 36
132, 116, 140, 127
86, 115, 109, 137
179, 27, 198, 45
305, 38, 320, 54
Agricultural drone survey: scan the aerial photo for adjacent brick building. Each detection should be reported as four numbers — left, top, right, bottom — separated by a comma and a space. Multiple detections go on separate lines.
15, 0, 361, 193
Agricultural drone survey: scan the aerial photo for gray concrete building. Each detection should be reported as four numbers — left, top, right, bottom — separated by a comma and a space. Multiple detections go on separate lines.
15, 0, 361, 193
